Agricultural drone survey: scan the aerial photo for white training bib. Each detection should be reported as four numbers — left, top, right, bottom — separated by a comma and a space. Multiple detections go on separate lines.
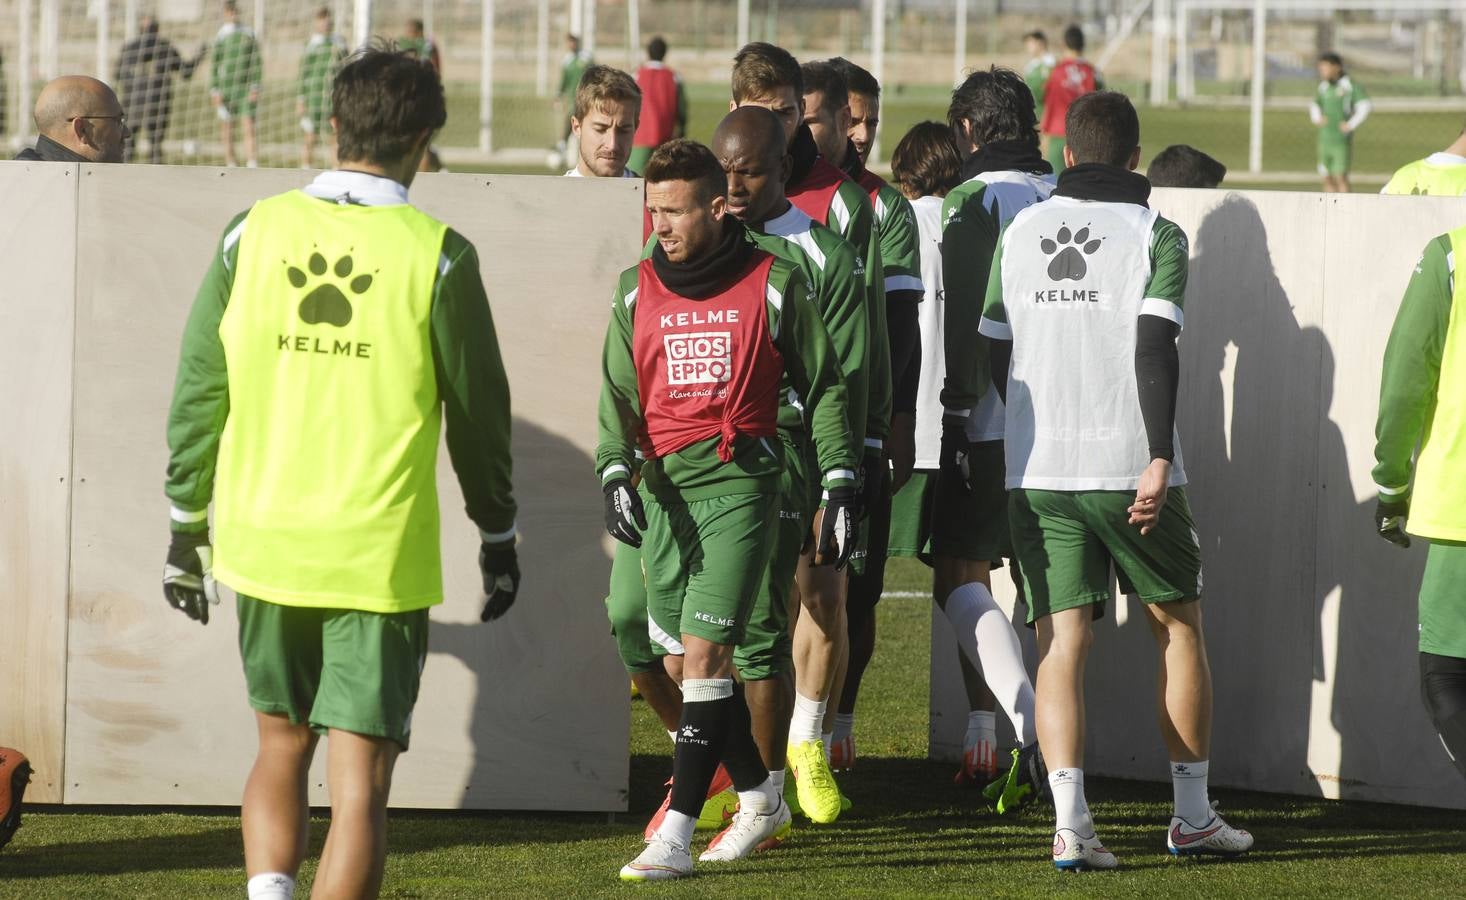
997, 195, 1186, 491
910, 194, 945, 468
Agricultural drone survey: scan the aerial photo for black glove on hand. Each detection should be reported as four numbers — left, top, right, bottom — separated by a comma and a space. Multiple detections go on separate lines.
815, 484, 858, 570
163, 529, 219, 625
857, 447, 885, 522
604, 478, 647, 548
1375, 498, 1411, 549
940, 412, 972, 493
479, 539, 521, 622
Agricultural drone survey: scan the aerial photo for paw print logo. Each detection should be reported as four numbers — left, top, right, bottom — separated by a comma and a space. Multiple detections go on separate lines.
286, 250, 375, 327
1040, 225, 1102, 282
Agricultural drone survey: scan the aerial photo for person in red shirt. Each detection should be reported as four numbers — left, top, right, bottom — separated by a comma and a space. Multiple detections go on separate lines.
629, 36, 687, 175
1041, 24, 1102, 173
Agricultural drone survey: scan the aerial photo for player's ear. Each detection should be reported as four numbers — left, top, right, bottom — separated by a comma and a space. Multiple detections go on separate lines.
837, 103, 851, 132
570, 116, 582, 136
1063, 142, 1075, 169
1127, 145, 1142, 172
728, 99, 737, 113
709, 193, 727, 221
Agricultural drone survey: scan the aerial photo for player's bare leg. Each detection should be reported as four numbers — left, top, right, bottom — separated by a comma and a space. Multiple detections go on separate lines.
314, 729, 398, 900
745, 672, 793, 772
632, 667, 684, 732
220, 118, 236, 167
1034, 606, 1091, 771
788, 551, 847, 822
302, 131, 316, 169
1143, 598, 1211, 762
243, 117, 259, 167
242, 712, 318, 882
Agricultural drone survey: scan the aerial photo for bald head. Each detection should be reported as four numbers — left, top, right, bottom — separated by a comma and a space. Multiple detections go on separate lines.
713, 106, 791, 224
33, 76, 128, 163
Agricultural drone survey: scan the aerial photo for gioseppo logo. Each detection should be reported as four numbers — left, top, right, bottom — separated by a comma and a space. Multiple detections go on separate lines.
664, 331, 732, 385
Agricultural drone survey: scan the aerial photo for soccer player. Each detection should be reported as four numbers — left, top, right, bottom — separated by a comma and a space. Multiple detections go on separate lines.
939, 67, 1050, 798
979, 90, 1252, 869
297, 7, 345, 169
398, 18, 442, 72
1311, 52, 1370, 193
162, 49, 521, 900
210, 0, 261, 168
1381, 120, 1466, 196
818, 56, 926, 773
711, 105, 869, 825
630, 37, 688, 175
556, 34, 592, 164
115, 15, 204, 164
565, 65, 640, 179
1373, 231, 1466, 783
1147, 144, 1227, 189
1022, 31, 1056, 127
599, 139, 857, 879
729, 42, 886, 818
1040, 24, 1101, 175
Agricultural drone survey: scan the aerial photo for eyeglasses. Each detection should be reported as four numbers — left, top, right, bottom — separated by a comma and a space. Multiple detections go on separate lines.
68, 114, 127, 125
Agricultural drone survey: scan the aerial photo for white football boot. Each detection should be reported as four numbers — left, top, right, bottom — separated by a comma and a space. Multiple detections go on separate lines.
698, 797, 793, 861
619, 834, 694, 881
1052, 827, 1119, 871
1168, 806, 1254, 857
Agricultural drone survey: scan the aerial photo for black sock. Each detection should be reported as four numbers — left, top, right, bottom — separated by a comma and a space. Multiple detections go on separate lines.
722, 684, 771, 791
669, 681, 735, 817
1421, 652, 1466, 779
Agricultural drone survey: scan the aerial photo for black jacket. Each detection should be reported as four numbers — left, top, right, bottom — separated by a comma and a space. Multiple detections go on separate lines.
15, 135, 91, 162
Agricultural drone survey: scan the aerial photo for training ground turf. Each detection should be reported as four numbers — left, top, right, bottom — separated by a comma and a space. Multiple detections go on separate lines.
3, 559, 1464, 898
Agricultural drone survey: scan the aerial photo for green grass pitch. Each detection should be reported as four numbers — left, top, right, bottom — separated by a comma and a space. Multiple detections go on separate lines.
4, 558, 1464, 897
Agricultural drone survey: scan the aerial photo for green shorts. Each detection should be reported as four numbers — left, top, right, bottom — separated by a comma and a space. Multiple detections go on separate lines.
1419, 542, 1466, 658
735, 434, 810, 681
1009, 487, 1202, 624
1046, 135, 1067, 173
237, 595, 428, 750
1317, 136, 1352, 176
217, 92, 257, 121
627, 145, 654, 177
643, 491, 778, 648
931, 441, 1011, 564
604, 540, 657, 673
888, 470, 936, 559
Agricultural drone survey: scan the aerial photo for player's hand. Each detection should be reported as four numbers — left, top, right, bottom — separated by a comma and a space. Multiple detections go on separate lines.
857, 447, 885, 522
1128, 458, 1172, 535
478, 539, 521, 622
1375, 498, 1411, 549
1339, 122, 1352, 134
162, 529, 220, 625
814, 484, 857, 570
888, 412, 916, 494
603, 477, 647, 548
940, 412, 972, 493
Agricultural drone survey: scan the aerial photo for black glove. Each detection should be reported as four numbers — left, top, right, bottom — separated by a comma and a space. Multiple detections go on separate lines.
163, 529, 220, 625
479, 539, 521, 622
857, 447, 886, 522
815, 484, 857, 570
1376, 498, 1411, 549
604, 478, 647, 548
940, 412, 972, 493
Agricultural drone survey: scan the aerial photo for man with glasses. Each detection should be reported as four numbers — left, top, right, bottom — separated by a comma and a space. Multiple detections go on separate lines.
15, 75, 131, 164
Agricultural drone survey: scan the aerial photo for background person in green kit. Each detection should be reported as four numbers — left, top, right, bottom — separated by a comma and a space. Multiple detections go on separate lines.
209, 0, 262, 168
162, 49, 521, 900
1310, 52, 1371, 193
1373, 227, 1466, 783
297, 6, 345, 169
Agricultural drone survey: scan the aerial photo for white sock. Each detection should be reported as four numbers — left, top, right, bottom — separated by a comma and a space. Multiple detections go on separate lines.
832, 711, 855, 742
789, 691, 826, 744
247, 873, 296, 900
770, 768, 786, 793
737, 775, 778, 814
1049, 768, 1093, 836
821, 731, 834, 762
942, 582, 1037, 744
655, 809, 697, 848
965, 710, 997, 751
667, 729, 678, 745
1171, 759, 1211, 824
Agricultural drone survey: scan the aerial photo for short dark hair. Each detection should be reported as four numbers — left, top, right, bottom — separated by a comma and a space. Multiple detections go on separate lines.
1065, 91, 1139, 167
947, 66, 1038, 150
1147, 144, 1226, 189
1318, 51, 1343, 67
1063, 24, 1085, 53
222, 0, 238, 13
574, 64, 641, 120
891, 121, 962, 198
333, 47, 447, 166
732, 42, 802, 103
644, 139, 727, 205
829, 57, 879, 100
1024, 30, 1047, 44
648, 36, 668, 61
315, 6, 331, 21
406, 18, 424, 34
800, 60, 848, 114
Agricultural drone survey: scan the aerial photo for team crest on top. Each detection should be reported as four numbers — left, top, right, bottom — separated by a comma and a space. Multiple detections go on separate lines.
1041, 225, 1103, 281
286, 250, 375, 327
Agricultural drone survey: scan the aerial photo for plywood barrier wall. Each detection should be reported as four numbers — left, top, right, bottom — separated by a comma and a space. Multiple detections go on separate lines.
1, 163, 642, 809
930, 189, 1466, 810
